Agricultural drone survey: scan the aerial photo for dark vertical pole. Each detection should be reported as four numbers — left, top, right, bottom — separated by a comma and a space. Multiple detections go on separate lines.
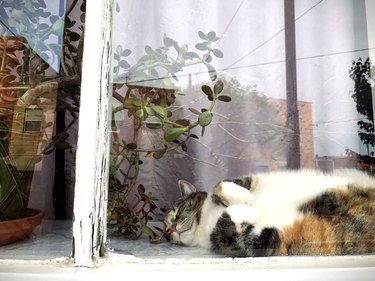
53, 0, 67, 220
284, 0, 301, 169
53, 109, 66, 220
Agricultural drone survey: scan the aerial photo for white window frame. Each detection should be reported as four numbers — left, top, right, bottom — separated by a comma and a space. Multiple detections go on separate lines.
72, 0, 113, 267
1, 1, 375, 279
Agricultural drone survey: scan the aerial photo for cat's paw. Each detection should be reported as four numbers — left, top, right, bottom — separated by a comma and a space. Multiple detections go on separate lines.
225, 204, 259, 225
214, 181, 254, 206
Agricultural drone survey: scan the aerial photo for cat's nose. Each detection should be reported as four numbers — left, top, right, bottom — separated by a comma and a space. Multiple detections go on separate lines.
164, 224, 177, 241
164, 224, 177, 237
169, 224, 177, 233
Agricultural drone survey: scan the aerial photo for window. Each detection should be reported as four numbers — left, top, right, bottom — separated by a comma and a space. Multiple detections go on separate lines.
1, 0, 375, 279
0, 0, 83, 260
107, 0, 375, 258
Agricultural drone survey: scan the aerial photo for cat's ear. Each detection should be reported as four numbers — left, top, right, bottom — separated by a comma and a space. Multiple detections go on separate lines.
178, 180, 197, 196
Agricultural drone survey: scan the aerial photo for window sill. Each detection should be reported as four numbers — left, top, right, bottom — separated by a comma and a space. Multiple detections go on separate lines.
0, 220, 72, 260
1, 222, 375, 280
1, 254, 375, 281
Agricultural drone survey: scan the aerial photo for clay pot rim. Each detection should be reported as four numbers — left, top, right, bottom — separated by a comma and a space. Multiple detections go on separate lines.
0, 208, 44, 246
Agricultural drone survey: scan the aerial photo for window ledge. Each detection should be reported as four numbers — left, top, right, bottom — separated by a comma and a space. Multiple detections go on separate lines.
0, 220, 72, 260
1, 255, 375, 281
1, 223, 375, 280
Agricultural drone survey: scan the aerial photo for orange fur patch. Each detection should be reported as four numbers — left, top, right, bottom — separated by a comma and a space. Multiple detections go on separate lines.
213, 183, 230, 206
278, 215, 337, 255
214, 183, 223, 195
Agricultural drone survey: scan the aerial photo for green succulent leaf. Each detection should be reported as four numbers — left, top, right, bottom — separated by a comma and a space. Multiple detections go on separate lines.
201, 85, 213, 98
55, 141, 71, 151
207, 31, 220, 42
181, 141, 188, 152
126, 143, 138, 150
198, 31, 207, 40
217, 95, 232, 102
116, 45, 123, 55
122, 49, 132, 57
135, 109, 144, 119
175, 119, 190, 127
144, 107, 155, 116
145, 121, 163, 129
52, 19, 64, 35
152, 145, 167, 159
152, 150, 165, 159
113, 54, 120, 61
119, 60, 130, 69
212, 49, 224, 58
188, 108, 201, 115
164, 127, 188, 142
205, 63, 217, 81
151, 105, 167, 119
195, 42, 209, 51
137, 184, 145, 195
198, 111, 212, 127
67, 31, 80, 41
203, 54, 212, 63
145, 45, 153, 54
214, 80, 224, 95
140, 224, 155, 236
163, 34, 175, 47
183, 52, 200, 60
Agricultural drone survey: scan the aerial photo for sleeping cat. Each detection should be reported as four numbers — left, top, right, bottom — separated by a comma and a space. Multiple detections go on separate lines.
164, 169, 375, 257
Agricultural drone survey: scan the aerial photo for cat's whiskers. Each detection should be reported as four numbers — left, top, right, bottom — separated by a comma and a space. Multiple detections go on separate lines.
177, 207, 202, 233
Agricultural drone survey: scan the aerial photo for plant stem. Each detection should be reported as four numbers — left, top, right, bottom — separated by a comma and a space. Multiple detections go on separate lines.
1, 38, 7, 72
0, 86, 29, 91
164, 119, 186, 128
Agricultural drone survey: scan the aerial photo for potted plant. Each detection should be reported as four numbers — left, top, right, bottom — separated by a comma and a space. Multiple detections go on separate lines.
0, 36, 49, 245
0, 0, 84, 245
108, 30, 232, 241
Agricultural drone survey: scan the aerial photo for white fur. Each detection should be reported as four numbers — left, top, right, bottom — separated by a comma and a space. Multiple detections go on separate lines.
173, 169, 375, 248
193, 199, 226, 248
226, 204, 259, 224
219, 182, 254, 205
248, 169, 373, 233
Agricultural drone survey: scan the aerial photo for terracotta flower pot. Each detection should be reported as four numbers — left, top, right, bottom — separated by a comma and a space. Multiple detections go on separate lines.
0, 208, 44, 246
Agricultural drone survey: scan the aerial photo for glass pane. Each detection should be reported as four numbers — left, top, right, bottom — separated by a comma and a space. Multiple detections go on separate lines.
0, 0, 85, 259
109, 0, 375, 258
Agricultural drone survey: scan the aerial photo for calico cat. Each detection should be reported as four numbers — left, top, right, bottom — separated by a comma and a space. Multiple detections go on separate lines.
164, 169, 375, 257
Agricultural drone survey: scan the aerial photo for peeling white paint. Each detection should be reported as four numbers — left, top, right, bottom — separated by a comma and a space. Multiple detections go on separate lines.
72, 0, 113, 267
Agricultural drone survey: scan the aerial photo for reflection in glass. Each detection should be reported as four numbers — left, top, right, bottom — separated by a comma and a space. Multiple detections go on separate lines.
0, 0, 84, 258
0, 0, 66, 71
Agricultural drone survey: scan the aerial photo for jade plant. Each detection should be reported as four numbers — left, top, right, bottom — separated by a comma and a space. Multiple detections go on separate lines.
108, 31, 231, 241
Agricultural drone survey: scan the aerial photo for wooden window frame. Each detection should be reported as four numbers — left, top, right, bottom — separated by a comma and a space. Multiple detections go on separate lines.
72, 0, 113, 267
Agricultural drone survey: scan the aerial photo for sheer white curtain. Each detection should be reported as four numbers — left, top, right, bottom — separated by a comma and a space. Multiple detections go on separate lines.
111, 0, 372, 209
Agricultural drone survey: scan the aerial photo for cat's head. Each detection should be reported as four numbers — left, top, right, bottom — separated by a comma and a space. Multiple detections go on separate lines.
163, 180, 208, 246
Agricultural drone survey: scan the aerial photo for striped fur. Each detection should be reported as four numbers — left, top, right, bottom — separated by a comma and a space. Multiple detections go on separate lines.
164, 169, 375, 256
